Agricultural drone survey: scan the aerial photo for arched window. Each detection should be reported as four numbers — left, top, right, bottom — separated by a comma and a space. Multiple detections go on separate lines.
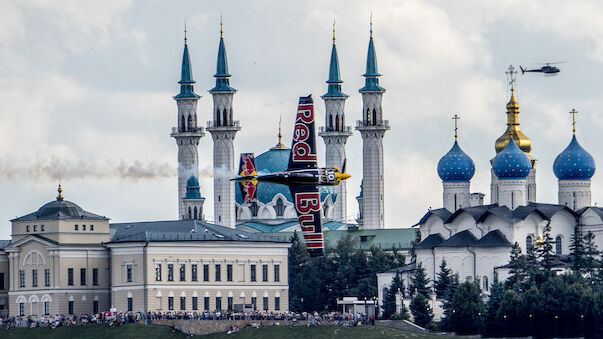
223, 109, 228, 126
194, 207, 198, 220
372, 109, 377, 126
275, 198, 285, 217
483, 276, 489, 291
329, 115, 333, 130
556, 236, 562, 254
335, 115, 340, 131
216, 109, 221, 126
526, 235, 533, 252
229, 109, 233, 126
181, 115, 186, 132
366, 108, 371, 123
250, 202, 259, 217
187, 115, 192, 131
188, 207, 192, 220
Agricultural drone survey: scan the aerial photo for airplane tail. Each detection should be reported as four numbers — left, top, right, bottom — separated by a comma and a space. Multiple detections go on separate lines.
237, 153, 258, 203
520, 66, 525, 74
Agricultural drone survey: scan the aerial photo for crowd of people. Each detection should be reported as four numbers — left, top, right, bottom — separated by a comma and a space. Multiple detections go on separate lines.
0, 310, 376, 330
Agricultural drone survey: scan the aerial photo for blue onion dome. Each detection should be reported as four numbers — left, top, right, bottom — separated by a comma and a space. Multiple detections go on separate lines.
184, 176, 201, 199
553, 135, 596, 180
492, 137, 532, 179
437, 141, 475, 182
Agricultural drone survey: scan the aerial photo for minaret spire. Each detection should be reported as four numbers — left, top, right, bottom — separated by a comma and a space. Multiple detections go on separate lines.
356, 17, 390, 229
172, 28, 204, 219
319, 21, 352, 222
207, 19, 241, 228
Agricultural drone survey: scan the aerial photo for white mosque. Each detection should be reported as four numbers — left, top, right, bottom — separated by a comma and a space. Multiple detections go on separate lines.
173, 24, 391, 233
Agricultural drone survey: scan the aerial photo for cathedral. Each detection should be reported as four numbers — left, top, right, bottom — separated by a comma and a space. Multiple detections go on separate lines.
378, 69, 603, 309
172, 23, 391, 232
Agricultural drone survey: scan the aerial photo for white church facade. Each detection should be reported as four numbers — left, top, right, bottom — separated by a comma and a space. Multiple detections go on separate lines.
378, 74, 602, 308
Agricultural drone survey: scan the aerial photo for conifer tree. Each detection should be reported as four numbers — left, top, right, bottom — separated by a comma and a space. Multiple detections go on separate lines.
288, 231, 309, 312
445, 282, 485, 335
410, 229, 421, 263
484, 281, 505, 337
506, 242, 527, 290
537, 222, 555, 272
435, 259, 453, 299
411, 262, 431, 298
569, 225, 586, 274
583, 231, 600, 281
409, 293, 433, 328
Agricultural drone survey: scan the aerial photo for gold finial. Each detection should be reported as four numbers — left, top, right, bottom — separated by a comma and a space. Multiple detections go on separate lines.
569, 108, 578, 135
57, 168, 64, 201
220, 13, 223, 38
184, 20, 188, 45
370, 12, 373, 38
332, 19, 336, 46
272, 115, 288, 150
452, 114, 460, 141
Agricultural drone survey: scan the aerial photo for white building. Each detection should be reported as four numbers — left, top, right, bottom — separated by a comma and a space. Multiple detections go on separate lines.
379, 86, 601, 303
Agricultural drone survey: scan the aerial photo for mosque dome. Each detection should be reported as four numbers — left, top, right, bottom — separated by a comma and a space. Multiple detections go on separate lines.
184, 176, 202, 199
492, 137, 532, 179
437, 141, 475, 182
235, 146, 334, 204
553, 135, 595, 180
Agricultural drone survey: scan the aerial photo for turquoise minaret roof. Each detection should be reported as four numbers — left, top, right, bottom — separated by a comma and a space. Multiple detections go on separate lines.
174, 35, 200, 99
209, 27, 236, 93
184, 176, 202, 199
360, 25, 385, 92
323, 31, 348, 98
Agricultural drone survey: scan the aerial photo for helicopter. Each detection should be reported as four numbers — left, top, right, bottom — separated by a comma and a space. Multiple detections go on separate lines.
519, 62, 564, 76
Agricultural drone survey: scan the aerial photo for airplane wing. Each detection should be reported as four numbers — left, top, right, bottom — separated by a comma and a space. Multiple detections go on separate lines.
288, 95, 318, 171
290, 184, 324, 257
237, 153, 258, 203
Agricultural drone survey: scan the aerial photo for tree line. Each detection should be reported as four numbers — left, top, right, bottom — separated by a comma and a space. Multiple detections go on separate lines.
387, 224, 603, 337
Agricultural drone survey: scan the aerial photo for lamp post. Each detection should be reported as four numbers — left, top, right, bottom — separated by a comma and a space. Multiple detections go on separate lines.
364, 297, 368, 321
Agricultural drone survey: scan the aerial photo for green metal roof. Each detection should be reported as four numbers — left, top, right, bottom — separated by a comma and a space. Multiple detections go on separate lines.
237, 219, 347, 233
323, 44, 348, 98
210, 37, 236, 93
360, 37, 385, 92
174, 43, 200, 99
260, 228, 415, 251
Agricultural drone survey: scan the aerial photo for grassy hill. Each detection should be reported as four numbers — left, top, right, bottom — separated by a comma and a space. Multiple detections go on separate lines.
0, 323, 448, 339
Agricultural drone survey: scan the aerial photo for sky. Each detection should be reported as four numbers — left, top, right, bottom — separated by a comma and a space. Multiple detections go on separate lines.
2, 0, 603, 238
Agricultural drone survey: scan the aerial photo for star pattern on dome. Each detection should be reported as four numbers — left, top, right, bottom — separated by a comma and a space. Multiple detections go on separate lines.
437, 141, 475, 182
492, 138, 532, 179
553, 135, 595, 180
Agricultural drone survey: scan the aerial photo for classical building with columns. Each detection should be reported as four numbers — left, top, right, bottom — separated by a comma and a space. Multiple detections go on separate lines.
0, 186, 289, 317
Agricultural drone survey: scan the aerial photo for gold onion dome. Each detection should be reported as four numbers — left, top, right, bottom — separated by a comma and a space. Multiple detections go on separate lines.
494, 89, 535, 164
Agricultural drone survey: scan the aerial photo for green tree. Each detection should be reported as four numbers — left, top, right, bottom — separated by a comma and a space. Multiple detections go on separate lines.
288, 231, 310, 312
411, 262, 431, 298
570, 225, 586, 274
484, 281, 505, 337
409, 293, 433, 328
445, 282, 485, 335
409, 229, 421, 263
506, 242, 527, 290
382, 273, 407, 319
583, 231, 600, 281
537, 222, 556, 272
435, 259, 453, 299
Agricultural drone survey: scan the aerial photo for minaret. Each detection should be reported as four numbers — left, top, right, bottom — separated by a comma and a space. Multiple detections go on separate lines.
206, 22, 240, 228
318, 22, 352, 222
491, 66, 536, 204
355, 19, 389, 229
172, 29, 204, 220
554, 109, 596, 210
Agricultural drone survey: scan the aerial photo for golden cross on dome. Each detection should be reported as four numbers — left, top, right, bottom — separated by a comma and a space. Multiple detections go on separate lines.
452, 114, 460, 140
506, 65, 517, 90
569, 108, 578, 135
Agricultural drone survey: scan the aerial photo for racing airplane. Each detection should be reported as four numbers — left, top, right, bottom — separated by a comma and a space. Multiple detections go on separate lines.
519, 63, 562, 76
233, 95, 351, 257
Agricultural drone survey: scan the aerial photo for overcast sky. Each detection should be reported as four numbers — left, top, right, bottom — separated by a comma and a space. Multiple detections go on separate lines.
1, 0, 603, 238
